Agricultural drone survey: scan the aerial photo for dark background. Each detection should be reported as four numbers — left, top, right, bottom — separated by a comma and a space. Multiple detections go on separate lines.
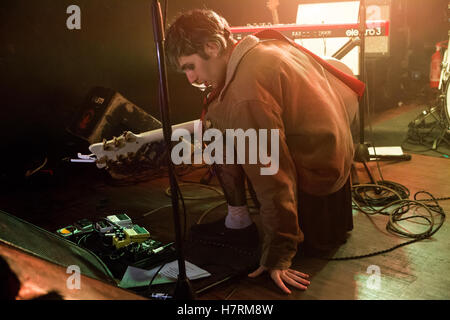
0, 0, 447, 185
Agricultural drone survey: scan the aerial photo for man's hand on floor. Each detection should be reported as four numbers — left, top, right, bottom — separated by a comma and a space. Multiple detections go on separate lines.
248, 265, 310, 294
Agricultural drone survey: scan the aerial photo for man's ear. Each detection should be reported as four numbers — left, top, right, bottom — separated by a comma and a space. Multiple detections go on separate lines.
204, 41, 220, 58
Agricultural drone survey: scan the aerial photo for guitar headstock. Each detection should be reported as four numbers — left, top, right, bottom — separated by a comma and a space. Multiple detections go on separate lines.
88, 119, 199, 170
266, 0, 280, 11
88, 131, 157, 169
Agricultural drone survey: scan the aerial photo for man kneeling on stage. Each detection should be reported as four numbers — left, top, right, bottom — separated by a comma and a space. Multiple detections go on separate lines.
165, 9, 362, 294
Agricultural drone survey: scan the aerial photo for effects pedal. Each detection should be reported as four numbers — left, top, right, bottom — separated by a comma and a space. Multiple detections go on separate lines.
74, 218, 94, 233
56, 225, 78, 239
106, 214, 132, 228
95, 220, 115, 233
124, 225, 150, 243
112, 229, 131, 249
112, 225, 150, 249
56, 219, 94, 240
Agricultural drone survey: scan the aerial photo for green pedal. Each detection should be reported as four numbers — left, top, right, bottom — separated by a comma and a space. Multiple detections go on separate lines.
106, 213, 132, 228
56, 225, 77, 238
124, 225, 150, 242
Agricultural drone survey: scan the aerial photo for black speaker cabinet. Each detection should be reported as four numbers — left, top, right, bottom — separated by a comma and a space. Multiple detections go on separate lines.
68, 87, 162, 144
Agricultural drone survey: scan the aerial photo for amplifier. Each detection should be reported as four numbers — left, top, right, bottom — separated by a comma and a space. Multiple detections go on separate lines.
68, 87, 162, 144
365, 0, 391, 56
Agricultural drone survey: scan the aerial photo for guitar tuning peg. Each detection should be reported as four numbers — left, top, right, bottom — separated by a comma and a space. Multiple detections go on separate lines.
124, 131, 137, 143
103, 139, 113, 151
97, 156, 107, 165
113, 136, 126, 148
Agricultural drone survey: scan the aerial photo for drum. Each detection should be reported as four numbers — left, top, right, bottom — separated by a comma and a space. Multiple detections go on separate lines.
439, 48, 449, 91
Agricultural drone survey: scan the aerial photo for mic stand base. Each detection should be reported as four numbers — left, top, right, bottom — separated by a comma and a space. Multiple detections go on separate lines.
354, 142, 376, 185
175, 277, 196, 300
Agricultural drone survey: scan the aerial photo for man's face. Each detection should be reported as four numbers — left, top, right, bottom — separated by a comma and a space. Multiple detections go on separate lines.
178, 42, 228, 90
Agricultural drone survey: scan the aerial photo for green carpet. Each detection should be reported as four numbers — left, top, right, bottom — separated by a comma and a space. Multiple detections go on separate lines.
364, 105, 450, 159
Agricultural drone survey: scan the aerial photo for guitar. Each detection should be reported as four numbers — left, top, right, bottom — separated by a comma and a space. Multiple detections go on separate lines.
266, 0, 280, 25
88, 119, 200, 169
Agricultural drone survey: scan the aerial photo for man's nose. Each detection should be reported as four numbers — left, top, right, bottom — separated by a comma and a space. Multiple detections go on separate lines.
186, 71, 198, 84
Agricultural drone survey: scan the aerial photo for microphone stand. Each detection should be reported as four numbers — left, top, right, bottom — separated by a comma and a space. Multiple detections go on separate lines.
353, 0, 377, 184
151, 0, 195, 300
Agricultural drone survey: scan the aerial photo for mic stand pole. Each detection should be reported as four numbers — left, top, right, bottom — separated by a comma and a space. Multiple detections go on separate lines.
354, 0, 377, 185
151, 0, 195, 300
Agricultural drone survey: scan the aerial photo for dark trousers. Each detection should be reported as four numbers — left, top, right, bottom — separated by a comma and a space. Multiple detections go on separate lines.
211, 163, 259, 208
212, 163, 353, 255
297, 177, 353, 256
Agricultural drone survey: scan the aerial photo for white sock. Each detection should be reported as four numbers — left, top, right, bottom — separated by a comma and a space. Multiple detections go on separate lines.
225, 205, 253, 229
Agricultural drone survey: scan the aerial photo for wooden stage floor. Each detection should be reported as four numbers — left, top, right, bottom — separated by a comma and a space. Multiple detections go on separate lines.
1, 103, 449, 300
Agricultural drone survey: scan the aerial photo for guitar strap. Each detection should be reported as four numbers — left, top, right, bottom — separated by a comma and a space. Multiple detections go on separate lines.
252, 29, 366, 98
200, 29, 365, 122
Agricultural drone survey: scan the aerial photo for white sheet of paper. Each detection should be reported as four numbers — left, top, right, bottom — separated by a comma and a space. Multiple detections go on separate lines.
118, 260, 211, 289
368, 146, 404, 156
159, 260, 211, 280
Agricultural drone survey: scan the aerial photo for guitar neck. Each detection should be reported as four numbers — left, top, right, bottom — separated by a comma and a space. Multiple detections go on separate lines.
271, 10, 280, 25
270, 9, 280, 24
267, 0, 280, 24
137, 119, 198, 143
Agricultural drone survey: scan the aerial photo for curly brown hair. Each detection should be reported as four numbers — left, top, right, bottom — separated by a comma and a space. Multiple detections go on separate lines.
165, 9, 234, 71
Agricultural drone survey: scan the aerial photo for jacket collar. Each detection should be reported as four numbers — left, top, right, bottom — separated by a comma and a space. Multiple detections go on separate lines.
219, 35, 260, 101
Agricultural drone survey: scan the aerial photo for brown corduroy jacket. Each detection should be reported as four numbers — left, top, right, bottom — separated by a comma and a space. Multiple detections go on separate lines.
203, 35, 358, 269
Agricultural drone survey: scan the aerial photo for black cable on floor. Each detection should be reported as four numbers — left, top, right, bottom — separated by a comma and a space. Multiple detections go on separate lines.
325, 182, 447, 261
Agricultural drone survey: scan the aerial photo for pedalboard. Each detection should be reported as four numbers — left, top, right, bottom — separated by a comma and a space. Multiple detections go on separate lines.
55, 212, 176, 279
